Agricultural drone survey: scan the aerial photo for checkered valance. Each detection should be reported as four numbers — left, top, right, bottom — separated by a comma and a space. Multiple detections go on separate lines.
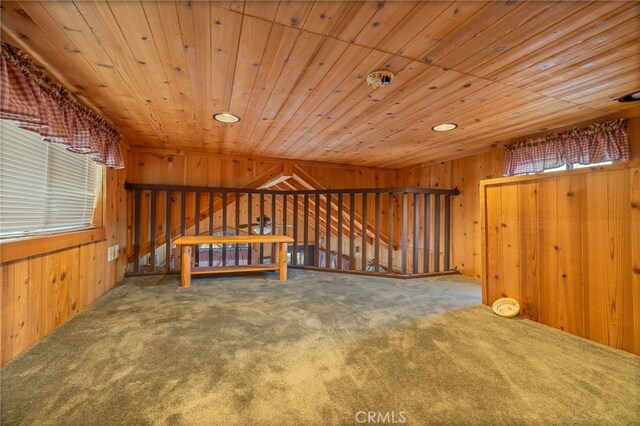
503, 119, 629, 176
0, 42, 124, 169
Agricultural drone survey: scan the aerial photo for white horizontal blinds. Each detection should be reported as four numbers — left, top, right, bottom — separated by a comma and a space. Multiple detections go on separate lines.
45, 142, 98, 232
0, 120, 49, 236
0, 119, 99, 238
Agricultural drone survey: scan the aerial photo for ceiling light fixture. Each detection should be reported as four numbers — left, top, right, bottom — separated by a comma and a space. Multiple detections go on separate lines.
367, 70, 394, 88
618, 90, 640, 102
213, 112, 241, 123
431, 123, 458, 132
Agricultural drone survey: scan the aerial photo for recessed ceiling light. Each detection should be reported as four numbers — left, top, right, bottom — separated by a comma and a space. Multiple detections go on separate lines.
432, 123, 458, 132
618, 90, 640, 102
213, 112, 241, 123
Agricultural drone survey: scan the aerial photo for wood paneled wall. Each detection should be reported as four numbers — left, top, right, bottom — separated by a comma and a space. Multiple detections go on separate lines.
480, 163, 640, 355
0, 151, 128, 366
127, 148, 399, 188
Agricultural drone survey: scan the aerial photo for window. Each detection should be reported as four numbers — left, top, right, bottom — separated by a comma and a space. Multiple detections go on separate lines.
542, 161, 613, 173
0, 119, 100, 238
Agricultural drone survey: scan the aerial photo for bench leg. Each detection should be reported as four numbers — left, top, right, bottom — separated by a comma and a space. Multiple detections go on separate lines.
181, 245, 192, 288
279, 242, 287, 281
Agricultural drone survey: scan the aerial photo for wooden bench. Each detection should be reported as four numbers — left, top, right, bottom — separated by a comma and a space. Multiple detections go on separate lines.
173, 235, 295, 288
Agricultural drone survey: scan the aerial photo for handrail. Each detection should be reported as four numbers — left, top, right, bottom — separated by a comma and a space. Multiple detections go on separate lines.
124, 183, 460, 196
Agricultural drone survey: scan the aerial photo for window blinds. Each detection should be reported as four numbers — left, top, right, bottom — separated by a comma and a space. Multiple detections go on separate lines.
0, 119, 99, 238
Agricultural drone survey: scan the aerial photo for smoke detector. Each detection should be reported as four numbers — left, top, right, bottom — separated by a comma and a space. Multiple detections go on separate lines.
367, 70, 394, 88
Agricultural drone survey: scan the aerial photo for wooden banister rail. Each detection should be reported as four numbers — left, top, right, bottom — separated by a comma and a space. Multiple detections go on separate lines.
124, 183, 459, 278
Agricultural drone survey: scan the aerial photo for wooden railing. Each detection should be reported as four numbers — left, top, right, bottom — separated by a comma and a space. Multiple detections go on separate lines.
124, 184, 459, 278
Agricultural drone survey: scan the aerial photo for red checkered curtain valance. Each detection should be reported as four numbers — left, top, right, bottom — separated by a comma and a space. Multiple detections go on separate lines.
0, 42, 124, 169
502, 119, 629, 176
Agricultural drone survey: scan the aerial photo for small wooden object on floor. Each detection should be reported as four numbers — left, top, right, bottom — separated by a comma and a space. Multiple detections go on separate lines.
173, 235, 294, 288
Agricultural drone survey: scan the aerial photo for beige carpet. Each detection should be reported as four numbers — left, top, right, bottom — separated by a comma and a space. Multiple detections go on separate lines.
1, 270, 638, 425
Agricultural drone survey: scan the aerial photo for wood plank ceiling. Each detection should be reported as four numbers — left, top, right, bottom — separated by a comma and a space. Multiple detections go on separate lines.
1, 1, 639, 168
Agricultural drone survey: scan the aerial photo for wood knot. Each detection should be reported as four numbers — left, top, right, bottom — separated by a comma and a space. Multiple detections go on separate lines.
631, 202, 639, 209
60, 272, 67, 281
567, 192, 574, 197
633, 266, 640, 275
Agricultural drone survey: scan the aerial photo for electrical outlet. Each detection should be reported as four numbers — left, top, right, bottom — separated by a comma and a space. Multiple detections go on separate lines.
107, 245, 120, 262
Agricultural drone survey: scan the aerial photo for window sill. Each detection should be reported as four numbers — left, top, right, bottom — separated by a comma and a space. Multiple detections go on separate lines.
0, 228, 106, 264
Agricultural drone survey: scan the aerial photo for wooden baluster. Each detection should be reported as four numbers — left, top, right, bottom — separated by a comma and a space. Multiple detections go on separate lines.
303, 194, 309, 266
194, 191, 200, 267
337, 193, 343, 270
387, 193, 393, 274
150, 190, 157, 272
349, 193, 355, 271
180, 191, 186, 237
133, 189, 141, 273
293, 194, 298, 265
433, 194, 441, 272
259, 193, 265, 264
247, 192, 253, 265
424, 193, 431, 274
222, 192, 228, 266
374, 193, 380, 273
361, 193, 367, 272
282, 194, 288, 264
271, 193, 276, 264
444, 194, 451, 271
209, 192, 214, 267
413, 192, 419, 274
325, 193, 331, 268
314, 194, 320, 266
401, 192, 407, 275
165, 191, 172, 272
235, 193, 240, 266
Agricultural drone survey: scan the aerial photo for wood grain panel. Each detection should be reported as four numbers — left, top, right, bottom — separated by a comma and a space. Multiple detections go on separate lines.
480, 163, 640, 355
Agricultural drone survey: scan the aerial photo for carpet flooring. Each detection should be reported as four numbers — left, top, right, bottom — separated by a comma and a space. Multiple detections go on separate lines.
1, 270, 638, 425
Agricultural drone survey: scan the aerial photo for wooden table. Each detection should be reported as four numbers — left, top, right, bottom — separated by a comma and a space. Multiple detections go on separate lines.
173, 235, 295, 288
